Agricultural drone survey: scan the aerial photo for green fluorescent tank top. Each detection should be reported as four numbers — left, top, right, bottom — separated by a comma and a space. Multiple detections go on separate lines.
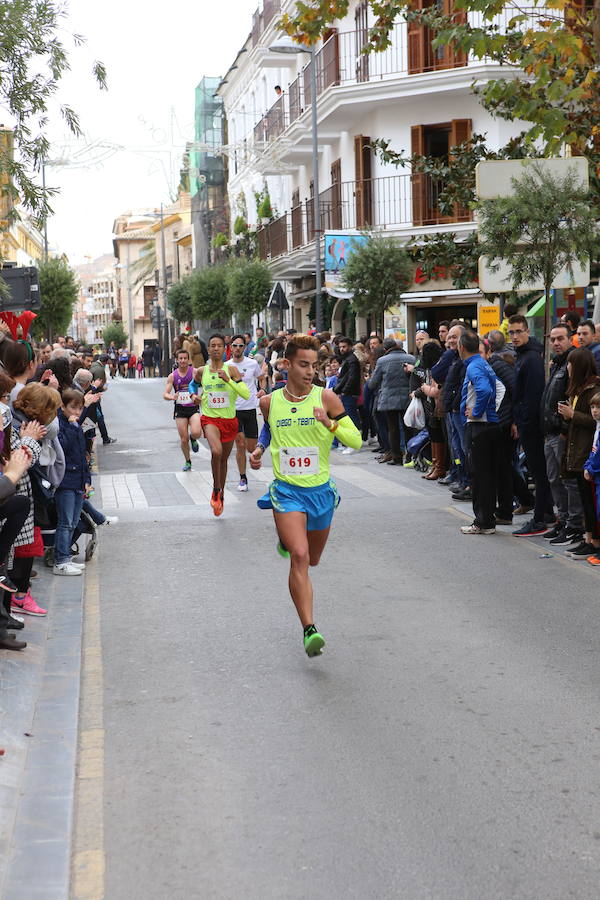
200, 363, 240, 420
268, 385, 333, 487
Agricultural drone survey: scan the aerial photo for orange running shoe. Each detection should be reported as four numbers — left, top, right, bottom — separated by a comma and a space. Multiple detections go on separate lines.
587, 555, 600, 566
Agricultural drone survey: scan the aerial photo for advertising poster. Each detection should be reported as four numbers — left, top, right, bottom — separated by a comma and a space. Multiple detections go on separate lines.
324, 232, 369, 297
384, 305, 407, 343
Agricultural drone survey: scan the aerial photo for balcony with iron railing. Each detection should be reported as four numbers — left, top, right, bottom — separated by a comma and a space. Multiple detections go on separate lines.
251, 10, 538, 145
256, 172, 473, 262
252, 0, 282, 47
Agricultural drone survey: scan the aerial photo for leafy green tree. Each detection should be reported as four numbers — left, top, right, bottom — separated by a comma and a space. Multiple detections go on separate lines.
167, 279, 193, 325
226, 260, 272, 319
342, 236, 412, 331
477, 163, 599, 364
0, 1, 106, 222
188, 266, 232, 326
102, 322, 128, 349
33, 258, 78, 342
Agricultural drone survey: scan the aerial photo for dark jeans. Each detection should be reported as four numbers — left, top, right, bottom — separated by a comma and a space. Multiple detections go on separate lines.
575, 472, 597, 534
386, 409, 407, 461
520, 428, 553, 523
375, 410, 389, 452
341, 395, 361, 431
55, 489, 85, 565
465, 422, 502, 529
73, 499, 105, 543
96, 401, 110, 443
361, 382, 376, 440
450, 410, 470, 487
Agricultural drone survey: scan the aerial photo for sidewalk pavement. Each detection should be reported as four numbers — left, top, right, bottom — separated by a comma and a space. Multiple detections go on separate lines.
0, 566, 85, 899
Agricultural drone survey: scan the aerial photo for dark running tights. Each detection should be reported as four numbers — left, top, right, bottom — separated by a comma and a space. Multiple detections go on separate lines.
9, 556, 34, 594
0, 495, 30, 565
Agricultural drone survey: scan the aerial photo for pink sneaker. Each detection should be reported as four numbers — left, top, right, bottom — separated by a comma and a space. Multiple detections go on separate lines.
11, 591, 47, 617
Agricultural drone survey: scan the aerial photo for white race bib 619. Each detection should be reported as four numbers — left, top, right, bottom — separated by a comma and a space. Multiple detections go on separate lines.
207, 390, 230, 409
279, 446, 319, 476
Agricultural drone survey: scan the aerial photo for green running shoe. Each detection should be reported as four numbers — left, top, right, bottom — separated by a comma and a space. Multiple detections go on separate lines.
182, 460, 192, 472
303, 625, 325, 657
190, 438, 199, 453
277, 541, 290, 558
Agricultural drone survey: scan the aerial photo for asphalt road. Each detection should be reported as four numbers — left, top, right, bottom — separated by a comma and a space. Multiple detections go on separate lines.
85, 376, 600, 899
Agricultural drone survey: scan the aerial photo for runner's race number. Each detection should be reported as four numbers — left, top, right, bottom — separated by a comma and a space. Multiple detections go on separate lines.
207, 391, 230, 409
279, 446, 319, 476
177, 390, 194, 406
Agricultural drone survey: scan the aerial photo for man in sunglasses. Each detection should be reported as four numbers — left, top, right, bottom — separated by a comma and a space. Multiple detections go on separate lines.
230, 334, 266, 491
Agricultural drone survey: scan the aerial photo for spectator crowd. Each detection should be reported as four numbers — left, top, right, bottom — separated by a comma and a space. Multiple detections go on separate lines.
0, 331, 118, 652
282, 311, 600, 559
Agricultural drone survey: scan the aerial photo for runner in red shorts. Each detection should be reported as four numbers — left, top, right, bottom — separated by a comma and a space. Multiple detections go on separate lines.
194, 334, 250, 516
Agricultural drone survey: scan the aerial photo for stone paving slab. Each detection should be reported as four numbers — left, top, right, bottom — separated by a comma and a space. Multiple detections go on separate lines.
0, 565, 85, 899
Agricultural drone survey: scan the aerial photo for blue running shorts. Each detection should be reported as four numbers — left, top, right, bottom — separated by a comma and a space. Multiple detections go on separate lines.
257, 479, 340, 531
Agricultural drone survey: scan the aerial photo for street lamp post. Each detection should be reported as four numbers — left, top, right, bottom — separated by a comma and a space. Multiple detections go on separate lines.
270, 39, 323, 332
159, 203, 168, 375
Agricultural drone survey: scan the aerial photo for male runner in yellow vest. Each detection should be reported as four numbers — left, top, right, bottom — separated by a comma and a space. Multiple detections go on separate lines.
250, 333, 361, 656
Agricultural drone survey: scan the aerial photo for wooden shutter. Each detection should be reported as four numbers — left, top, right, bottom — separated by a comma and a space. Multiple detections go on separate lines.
354, 135, 372, 227
445, 0, 467, 68
322, 28, 340, 89
450, 119, 472, 221
408, 0, 425, 74
411, 125, 426, 226
355, 1, 370, 82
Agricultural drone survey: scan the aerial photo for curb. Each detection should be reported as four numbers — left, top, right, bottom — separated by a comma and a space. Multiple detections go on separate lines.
0, 567, 85, 899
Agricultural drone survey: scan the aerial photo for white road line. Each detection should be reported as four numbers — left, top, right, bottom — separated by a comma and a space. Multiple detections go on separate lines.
175, 471, 213, 504
125, 474, 148, 509
190, 469, 241, 505
330, 464, 419, 498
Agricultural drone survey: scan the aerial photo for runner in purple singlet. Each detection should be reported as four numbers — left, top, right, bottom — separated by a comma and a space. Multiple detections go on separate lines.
163, 349, 203, 471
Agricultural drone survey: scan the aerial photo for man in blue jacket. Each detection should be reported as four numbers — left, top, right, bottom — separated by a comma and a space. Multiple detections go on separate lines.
458, 330, 503, 534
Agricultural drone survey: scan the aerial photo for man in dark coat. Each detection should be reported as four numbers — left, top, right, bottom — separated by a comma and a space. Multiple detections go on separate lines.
368, 339, 415, 465
509, 314, 553, 536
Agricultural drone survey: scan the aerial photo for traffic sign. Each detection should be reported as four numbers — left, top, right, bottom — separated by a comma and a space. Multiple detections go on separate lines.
475, 157, 589, 200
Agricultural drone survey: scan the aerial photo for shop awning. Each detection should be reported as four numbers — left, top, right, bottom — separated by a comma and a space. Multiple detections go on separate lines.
526, 293, 547, 317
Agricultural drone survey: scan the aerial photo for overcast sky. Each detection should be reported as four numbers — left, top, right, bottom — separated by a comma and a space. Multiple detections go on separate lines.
38, 0, 257, 264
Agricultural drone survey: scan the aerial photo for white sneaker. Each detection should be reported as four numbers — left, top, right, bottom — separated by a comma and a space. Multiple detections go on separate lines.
53, 563, 83, 576
341, 447, 355, 455
101, 516, 119, 525
69, 560, 85, 569
237, 478, 249, 492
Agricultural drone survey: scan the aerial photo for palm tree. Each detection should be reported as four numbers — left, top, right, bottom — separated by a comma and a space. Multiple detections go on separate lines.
130, 240, 157, 289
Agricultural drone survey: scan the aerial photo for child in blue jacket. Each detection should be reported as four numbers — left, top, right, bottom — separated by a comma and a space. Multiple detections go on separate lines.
54, 389, 91, 576
583, 390, 600, 527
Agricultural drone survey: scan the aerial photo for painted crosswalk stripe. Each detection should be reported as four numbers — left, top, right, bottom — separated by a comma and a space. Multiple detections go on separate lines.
330, 464, 419, 498
176, 470, 240, 506
98, 474, 148, 509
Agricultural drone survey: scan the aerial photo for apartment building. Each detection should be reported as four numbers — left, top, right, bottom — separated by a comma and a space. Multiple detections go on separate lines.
112, 213, 157, 353
218, 0, 528, 344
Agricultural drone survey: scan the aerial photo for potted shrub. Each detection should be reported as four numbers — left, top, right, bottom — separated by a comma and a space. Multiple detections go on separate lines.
234, 215, 248, 235
258, 195, 273, 223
